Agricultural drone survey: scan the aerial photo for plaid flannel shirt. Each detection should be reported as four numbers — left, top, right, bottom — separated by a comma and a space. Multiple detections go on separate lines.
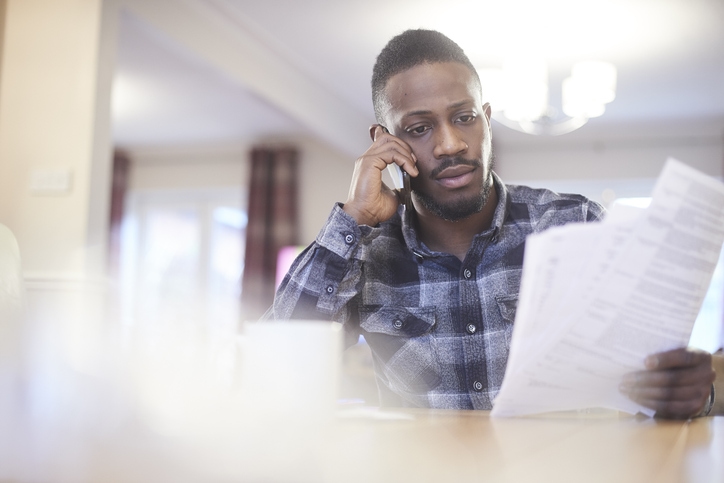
272, 172, 605, 409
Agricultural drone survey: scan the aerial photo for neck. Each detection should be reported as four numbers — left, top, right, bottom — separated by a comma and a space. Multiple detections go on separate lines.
413, 186, 498, 262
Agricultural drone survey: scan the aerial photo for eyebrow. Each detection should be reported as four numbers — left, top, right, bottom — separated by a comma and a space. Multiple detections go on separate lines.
401, 99, 476, 119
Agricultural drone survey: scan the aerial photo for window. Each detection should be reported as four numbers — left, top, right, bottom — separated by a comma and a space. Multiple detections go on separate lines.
118, 189, 246, 327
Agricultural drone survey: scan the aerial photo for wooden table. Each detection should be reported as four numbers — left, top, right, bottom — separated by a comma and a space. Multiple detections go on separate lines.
316, 408, 723, 483
85, 407, 723, 482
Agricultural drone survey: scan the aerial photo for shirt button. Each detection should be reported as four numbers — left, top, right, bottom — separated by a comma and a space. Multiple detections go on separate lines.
463, 269, 472, 279
473, 380, 484, 392
326, 285, 334, 294
344, 234, 355, 245
466, 323, 477, 335
392, 319, 403, 329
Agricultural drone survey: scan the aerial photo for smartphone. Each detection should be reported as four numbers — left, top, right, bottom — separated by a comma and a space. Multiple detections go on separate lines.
380, 126, 413, 212
387, 163, 412, 208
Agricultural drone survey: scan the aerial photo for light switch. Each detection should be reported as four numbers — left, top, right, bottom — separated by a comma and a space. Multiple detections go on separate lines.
30, 169, 73, 195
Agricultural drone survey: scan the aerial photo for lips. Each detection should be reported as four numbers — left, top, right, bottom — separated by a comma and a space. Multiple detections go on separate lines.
435, 164, 476, 188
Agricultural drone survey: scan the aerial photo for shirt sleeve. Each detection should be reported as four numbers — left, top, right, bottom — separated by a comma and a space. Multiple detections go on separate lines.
270, 204, 365, 344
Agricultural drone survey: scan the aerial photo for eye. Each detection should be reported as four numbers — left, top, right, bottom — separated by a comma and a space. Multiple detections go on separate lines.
406, 125, 430, 136
457, 113, 477, 123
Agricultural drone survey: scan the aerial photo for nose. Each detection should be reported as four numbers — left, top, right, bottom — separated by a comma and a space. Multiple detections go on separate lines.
432, 122, 468, 159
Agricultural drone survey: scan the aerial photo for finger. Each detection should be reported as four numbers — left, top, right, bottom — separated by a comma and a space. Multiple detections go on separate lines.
380, 145, 418, 176
364, 144, 418, 176
388, 151, 418, 177
632, 396, 707, 419
645, 348, 711, 370
368, 144, 414, 167
367, 128, 419, 176
620, 382, 709, 403
622, 366, 715, 388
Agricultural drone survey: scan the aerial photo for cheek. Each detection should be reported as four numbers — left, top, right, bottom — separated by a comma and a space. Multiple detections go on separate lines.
410, 173, 427, 192
409, 160, 435, 190
406, 139, 429, 161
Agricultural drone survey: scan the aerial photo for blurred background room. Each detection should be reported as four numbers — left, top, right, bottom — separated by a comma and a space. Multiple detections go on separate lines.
0, 0, 723, 480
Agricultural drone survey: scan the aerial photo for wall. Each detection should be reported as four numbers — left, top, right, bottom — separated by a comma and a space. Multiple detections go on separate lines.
494, 119, 724, 205
128, 142, 250, 193
125, 117, 724, 244
0, 0, 114, 279
126, 136, 355, 246
294, 136, 355, 244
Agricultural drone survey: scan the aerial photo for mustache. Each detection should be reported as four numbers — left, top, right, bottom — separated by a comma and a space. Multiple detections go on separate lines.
429, 157, 482, 179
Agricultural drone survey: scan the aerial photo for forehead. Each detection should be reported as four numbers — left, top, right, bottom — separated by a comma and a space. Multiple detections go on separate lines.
382, 62, 481, 121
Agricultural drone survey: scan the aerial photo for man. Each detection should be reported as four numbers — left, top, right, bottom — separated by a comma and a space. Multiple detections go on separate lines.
272, 29, 720, 418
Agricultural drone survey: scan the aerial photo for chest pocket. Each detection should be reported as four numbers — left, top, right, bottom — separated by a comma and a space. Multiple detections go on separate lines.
496, 294, 518, 323
495, 294, 518, 348
359, 306, 441, 394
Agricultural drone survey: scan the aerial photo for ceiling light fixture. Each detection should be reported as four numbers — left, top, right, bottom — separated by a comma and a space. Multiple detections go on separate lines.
478, 59, 617, 135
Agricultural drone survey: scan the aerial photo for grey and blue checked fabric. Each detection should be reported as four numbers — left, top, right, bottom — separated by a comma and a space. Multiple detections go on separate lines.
272, 172, 605, 409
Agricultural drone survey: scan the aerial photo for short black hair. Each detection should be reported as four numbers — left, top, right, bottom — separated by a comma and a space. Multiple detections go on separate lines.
371, 29, 480, 123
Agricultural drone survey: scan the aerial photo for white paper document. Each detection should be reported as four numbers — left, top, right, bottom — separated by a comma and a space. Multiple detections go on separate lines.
492, 158, 724, 417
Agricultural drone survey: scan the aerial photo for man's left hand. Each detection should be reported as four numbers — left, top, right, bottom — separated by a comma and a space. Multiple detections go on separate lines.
620, 347, 715, 419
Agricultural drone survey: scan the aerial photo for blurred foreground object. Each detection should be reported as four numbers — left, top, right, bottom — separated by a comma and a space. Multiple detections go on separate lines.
494, 159, 724, 417
0, 223, 24, 358
1, 268, 343, 483
0, 224, 26, 477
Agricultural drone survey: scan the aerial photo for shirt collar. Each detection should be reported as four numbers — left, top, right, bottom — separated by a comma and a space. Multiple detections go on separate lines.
488, 171, 510, 240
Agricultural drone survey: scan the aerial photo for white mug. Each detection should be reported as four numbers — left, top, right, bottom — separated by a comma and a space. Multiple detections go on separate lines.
238, 320, 343, 418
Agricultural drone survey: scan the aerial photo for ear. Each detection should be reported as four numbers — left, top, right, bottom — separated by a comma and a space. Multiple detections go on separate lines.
483, 102, 492, 121
482, 102, 493, 136
369, 124, 388, 142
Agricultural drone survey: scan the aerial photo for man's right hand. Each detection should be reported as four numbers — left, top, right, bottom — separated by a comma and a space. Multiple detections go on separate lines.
342, 125, 419, 226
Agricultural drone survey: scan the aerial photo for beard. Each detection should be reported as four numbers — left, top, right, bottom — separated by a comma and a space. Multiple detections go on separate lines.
413, 148, 495, 222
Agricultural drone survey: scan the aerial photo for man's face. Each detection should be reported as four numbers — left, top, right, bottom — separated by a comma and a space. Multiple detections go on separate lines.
382, 62, 494, 221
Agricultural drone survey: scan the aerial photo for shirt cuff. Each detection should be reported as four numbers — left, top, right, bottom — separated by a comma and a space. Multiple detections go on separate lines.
315, 203, 363, 259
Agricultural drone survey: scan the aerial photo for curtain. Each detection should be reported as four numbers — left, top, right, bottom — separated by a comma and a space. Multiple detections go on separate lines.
241, 147, 299, 318
109, 149, 130, 277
